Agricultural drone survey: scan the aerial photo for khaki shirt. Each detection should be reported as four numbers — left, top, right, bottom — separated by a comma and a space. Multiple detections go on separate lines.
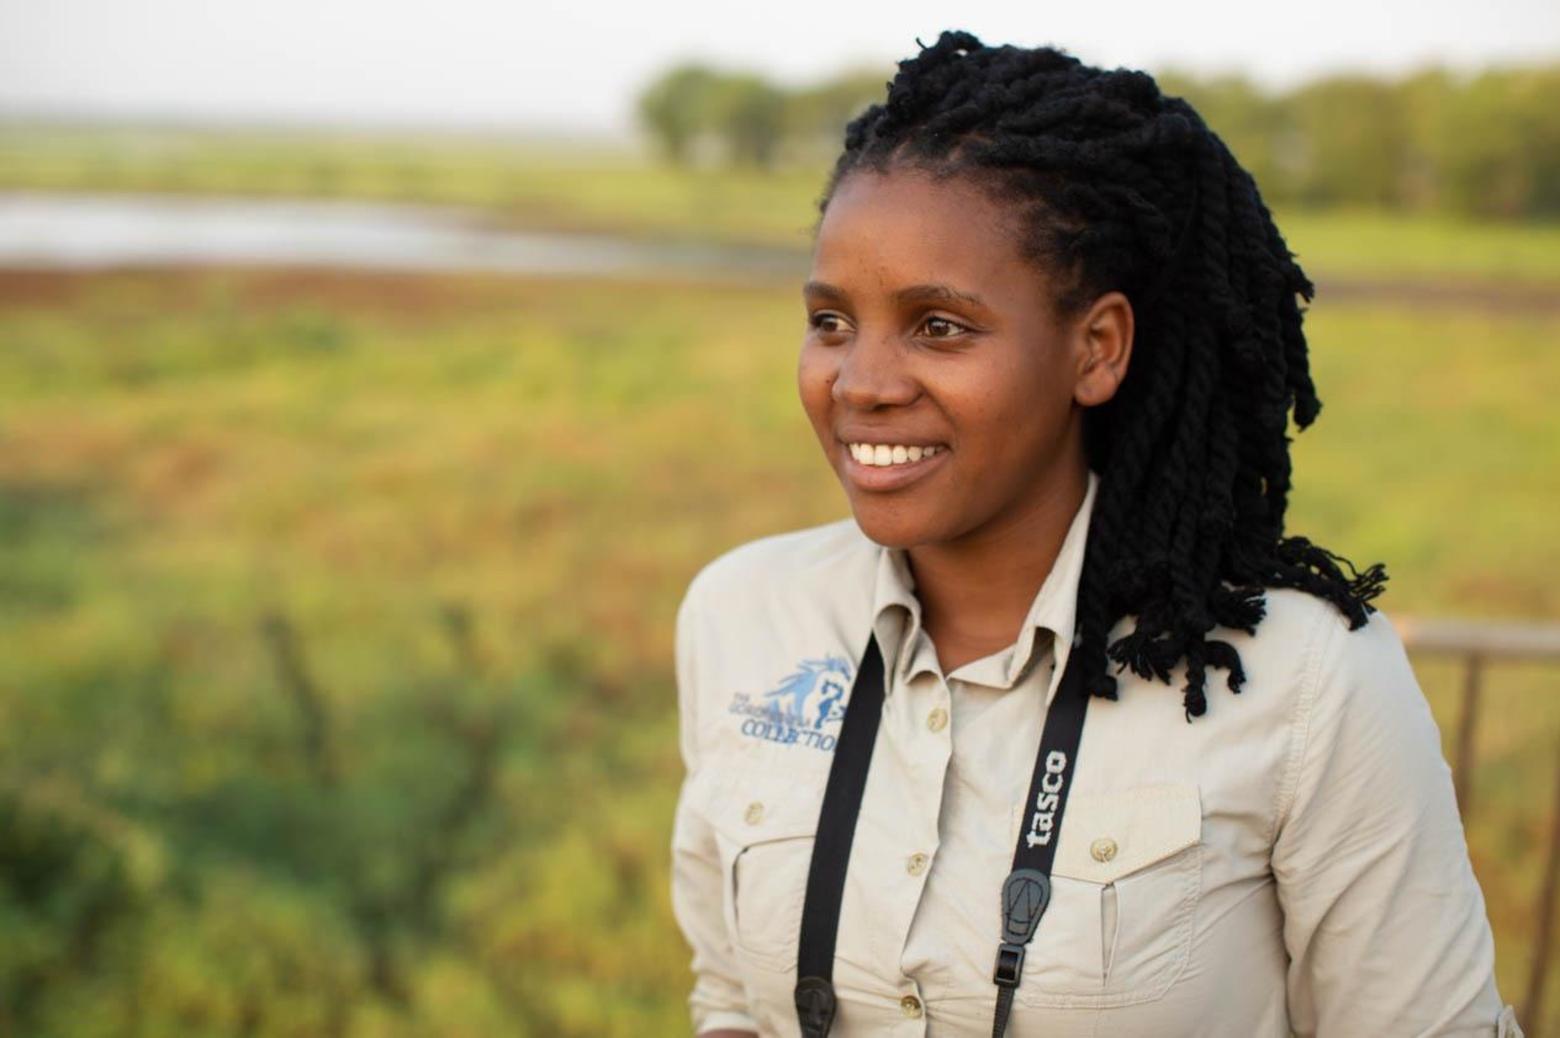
670, 471, 1521, 1037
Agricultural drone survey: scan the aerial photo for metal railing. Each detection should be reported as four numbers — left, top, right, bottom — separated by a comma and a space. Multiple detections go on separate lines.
1395, 616, 1560, 1035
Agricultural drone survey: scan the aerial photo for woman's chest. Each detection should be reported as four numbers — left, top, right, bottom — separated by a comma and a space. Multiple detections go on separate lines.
688, 670, 1299, 1035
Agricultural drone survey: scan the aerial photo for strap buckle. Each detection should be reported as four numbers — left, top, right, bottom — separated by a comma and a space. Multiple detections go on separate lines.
993, 942, 1026, 988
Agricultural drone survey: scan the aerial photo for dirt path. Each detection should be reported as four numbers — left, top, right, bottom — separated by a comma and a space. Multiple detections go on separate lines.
1312, 275, 1560, 315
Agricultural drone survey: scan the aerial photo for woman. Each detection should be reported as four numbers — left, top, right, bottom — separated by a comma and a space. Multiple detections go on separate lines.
670, 30, 1521, 1037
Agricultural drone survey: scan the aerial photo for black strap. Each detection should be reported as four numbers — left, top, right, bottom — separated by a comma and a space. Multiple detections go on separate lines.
794, 630, 1088, 1038
794, 634, 885, 1038
991, 642, 1088, 1036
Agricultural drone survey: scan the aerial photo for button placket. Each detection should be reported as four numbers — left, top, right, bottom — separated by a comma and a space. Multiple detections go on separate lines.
873, 668, 947, 976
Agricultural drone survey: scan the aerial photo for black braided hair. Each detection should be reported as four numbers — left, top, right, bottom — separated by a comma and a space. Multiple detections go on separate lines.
814, 30, 1388, 720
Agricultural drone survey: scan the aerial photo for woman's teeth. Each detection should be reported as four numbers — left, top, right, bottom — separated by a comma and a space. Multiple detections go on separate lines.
848, 443, 943, 467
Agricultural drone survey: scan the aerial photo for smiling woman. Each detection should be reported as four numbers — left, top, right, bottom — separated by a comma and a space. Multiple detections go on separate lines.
669, 29, 1522, 1038
798, 170, 1123, 654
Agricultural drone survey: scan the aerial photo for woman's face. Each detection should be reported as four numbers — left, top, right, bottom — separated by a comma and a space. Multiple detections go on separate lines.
798, 167, 1131, 550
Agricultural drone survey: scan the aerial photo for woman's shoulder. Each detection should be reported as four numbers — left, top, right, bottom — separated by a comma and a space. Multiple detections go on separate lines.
1153, 586, 1413, 723
672, 520, 883, 745
1238, 586, 1423, 738
1254, 587, 1410, 684
679, 517, 880, 621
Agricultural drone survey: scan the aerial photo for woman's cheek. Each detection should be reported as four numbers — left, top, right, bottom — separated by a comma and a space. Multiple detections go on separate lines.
797, 347, 838, 432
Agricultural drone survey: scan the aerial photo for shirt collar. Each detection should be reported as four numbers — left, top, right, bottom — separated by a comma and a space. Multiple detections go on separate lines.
868, 469, 1098, 708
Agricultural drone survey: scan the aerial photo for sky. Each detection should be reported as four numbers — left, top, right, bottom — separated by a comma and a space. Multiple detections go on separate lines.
2, 0, 1557, 137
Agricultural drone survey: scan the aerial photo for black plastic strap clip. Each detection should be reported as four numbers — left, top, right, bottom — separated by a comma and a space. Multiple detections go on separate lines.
993, 942, 1026, 988
992, 868, 1051, 988
795, 975, 837, 1038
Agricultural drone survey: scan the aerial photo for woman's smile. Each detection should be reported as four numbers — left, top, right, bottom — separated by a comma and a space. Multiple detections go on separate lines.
839, 438, 950, 492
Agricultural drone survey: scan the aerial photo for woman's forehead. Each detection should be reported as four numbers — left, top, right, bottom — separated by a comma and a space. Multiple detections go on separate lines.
811, 169, 1053, 302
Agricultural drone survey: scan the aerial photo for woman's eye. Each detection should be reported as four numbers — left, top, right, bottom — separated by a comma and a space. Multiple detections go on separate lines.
806, 312, 969, 339
921, 315, 969, 339
808, 312, 848, 335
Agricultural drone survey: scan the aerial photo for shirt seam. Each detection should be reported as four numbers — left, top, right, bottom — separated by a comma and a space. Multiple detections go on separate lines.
1268, 598, 1341, 845
675, 573, 761, 1034
681, 572, 710, 774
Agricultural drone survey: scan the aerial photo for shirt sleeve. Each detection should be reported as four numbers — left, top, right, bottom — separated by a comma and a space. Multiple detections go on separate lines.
1272, 605, 1523, 1037
669, 579, 761, 1036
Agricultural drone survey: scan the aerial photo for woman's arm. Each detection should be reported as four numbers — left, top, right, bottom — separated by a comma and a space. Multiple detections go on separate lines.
671, 581, 762, 1035
1271, 605, 1522, 1036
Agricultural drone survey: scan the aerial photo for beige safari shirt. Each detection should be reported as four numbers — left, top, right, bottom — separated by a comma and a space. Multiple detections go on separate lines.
671, 471, 1521, 1037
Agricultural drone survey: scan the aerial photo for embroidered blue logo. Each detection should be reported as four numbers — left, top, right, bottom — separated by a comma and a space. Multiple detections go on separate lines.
728, 653, 854, 752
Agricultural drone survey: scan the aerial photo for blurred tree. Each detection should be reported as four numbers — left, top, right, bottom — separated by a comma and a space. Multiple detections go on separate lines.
636, 55, 1558, 208
710, 73, 787, 169
635, 64, 724, 166
1429, 66, 1560, 218
638, 63, 888, 171
1288, 74, 1411, 208
1397, 66, 1459, 211
782, 66, 893, 163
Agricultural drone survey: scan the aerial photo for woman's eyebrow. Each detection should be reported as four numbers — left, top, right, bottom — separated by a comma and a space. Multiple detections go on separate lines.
803, 280, 990, 310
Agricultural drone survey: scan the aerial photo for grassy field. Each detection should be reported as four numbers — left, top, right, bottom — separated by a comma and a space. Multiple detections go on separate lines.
3, 126, 1560, 1033
2, 255, 1558, 1035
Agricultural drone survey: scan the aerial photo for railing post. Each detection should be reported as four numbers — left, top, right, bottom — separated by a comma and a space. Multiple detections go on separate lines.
1454, 653, 1484, 820
1523, 727, 1560, 1036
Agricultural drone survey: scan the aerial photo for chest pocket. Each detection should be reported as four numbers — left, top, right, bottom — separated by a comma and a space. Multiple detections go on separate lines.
1014, 783, 1202, 1009
697, 768, 824, 975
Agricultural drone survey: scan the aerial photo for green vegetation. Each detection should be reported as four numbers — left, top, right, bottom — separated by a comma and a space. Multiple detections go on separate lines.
636, 62, 888, 169
630, 56, 1560, 221
1280, 206, 1560, 285
2, 257, 1558, 1034
4, 123, 1559, 283
0, 269, 828, 1037
2, 99, 1558, 1032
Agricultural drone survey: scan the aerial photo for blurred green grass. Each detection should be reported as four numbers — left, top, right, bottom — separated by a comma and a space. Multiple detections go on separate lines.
2, 131, 1559, 1033
2, 262, 1558, 1034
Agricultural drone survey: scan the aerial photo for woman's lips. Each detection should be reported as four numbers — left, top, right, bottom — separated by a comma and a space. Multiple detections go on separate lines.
840, 441, 950, 492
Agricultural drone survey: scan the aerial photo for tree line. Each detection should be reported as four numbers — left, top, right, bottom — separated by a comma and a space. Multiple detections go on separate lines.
636, 59, 1560, 220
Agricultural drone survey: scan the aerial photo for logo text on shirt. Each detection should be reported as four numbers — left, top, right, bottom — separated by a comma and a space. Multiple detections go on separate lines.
727, 653, 853, 752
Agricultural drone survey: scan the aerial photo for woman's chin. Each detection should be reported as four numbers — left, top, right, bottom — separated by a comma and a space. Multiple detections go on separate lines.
846, 503, 947, 550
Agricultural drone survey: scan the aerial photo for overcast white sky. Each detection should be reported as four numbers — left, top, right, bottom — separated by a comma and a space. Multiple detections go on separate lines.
2, 0, 1557, 136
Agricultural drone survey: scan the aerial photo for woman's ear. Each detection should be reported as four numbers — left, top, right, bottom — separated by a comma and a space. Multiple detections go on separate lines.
1072, 291, 1134, 407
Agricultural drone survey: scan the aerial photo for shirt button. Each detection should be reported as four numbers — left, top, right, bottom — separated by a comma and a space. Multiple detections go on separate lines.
744, 802, 765, 825
906, 852, 929, 876
1090, 837, 1118, 862
900, 994, 923, 1019
926, 707, 948, 732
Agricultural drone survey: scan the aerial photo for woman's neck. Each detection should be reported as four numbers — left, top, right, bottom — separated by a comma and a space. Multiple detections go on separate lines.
906, 461, 1088, 674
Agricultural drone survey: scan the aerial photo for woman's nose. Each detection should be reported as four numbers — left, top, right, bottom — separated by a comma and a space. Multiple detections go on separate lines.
832, 333, 919, 410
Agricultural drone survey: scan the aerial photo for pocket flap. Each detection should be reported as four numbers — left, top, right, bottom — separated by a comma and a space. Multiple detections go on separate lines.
698, 768, 824, 845
1049, 783, 1201, 884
